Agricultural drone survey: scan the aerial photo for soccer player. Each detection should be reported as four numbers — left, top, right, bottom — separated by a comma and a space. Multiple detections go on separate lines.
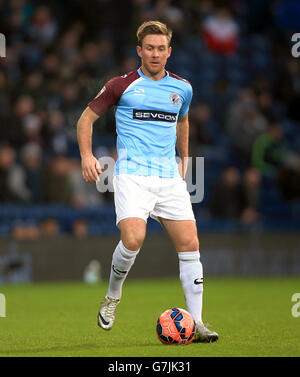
77, 21, 218, 343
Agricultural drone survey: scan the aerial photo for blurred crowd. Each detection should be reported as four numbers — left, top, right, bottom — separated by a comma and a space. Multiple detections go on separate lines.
1, 0, 300, 237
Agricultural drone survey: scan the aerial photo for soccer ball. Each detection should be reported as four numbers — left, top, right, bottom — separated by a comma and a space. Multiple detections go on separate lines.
156, 307, 196, 345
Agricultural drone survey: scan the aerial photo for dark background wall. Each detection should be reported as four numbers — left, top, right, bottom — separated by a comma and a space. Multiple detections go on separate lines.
0, 233, 299, 282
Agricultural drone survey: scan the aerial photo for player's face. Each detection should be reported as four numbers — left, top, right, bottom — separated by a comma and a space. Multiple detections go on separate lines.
137, 34, 171, 78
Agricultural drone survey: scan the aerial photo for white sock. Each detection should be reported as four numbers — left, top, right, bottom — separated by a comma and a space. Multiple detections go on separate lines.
107, 240, 140, 300
178, 251, 203, 324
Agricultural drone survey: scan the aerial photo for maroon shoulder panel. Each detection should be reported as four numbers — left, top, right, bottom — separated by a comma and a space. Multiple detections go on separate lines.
88, 71, 140, 116
168, 71, 191, 85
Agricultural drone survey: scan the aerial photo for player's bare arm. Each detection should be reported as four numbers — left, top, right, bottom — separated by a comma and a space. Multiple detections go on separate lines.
176, 113, 189, 179
77, 106, 102, 183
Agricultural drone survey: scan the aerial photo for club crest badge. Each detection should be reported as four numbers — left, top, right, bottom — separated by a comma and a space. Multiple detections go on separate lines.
170, 92, 180, 106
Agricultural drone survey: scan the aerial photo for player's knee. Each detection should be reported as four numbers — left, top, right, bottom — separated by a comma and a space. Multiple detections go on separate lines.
122, 235, 144, 251
188, 237, 199, 251
179, 236, 199, 252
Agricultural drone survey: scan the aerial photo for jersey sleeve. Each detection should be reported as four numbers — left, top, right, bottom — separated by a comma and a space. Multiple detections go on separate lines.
88, 77, 121, 116
178, 83, 193, 119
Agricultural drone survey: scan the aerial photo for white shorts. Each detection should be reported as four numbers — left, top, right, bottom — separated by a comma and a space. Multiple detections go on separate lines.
113, 174, 195, 226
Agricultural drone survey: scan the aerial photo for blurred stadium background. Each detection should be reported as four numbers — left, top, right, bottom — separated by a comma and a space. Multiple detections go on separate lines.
0, 0, 300, 283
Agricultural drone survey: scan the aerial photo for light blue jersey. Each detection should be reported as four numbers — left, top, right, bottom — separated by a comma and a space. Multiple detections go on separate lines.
88, 68, 193, 178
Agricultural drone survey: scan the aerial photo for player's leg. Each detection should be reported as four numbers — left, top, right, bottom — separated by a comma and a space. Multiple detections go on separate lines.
107, 217, 146, 299
98, 175, 155, 330
98, 217, 146, 330
158, 218, 202, 320
158, 217, 218, 342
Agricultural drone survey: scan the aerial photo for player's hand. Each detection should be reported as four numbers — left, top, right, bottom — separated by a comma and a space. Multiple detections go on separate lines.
81, 154, 102, 183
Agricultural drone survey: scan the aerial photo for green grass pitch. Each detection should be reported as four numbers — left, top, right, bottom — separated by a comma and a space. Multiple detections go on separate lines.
0, 277, 299, 357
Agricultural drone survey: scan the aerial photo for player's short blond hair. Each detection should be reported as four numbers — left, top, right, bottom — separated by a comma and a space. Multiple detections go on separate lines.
136, 20, 172, 47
